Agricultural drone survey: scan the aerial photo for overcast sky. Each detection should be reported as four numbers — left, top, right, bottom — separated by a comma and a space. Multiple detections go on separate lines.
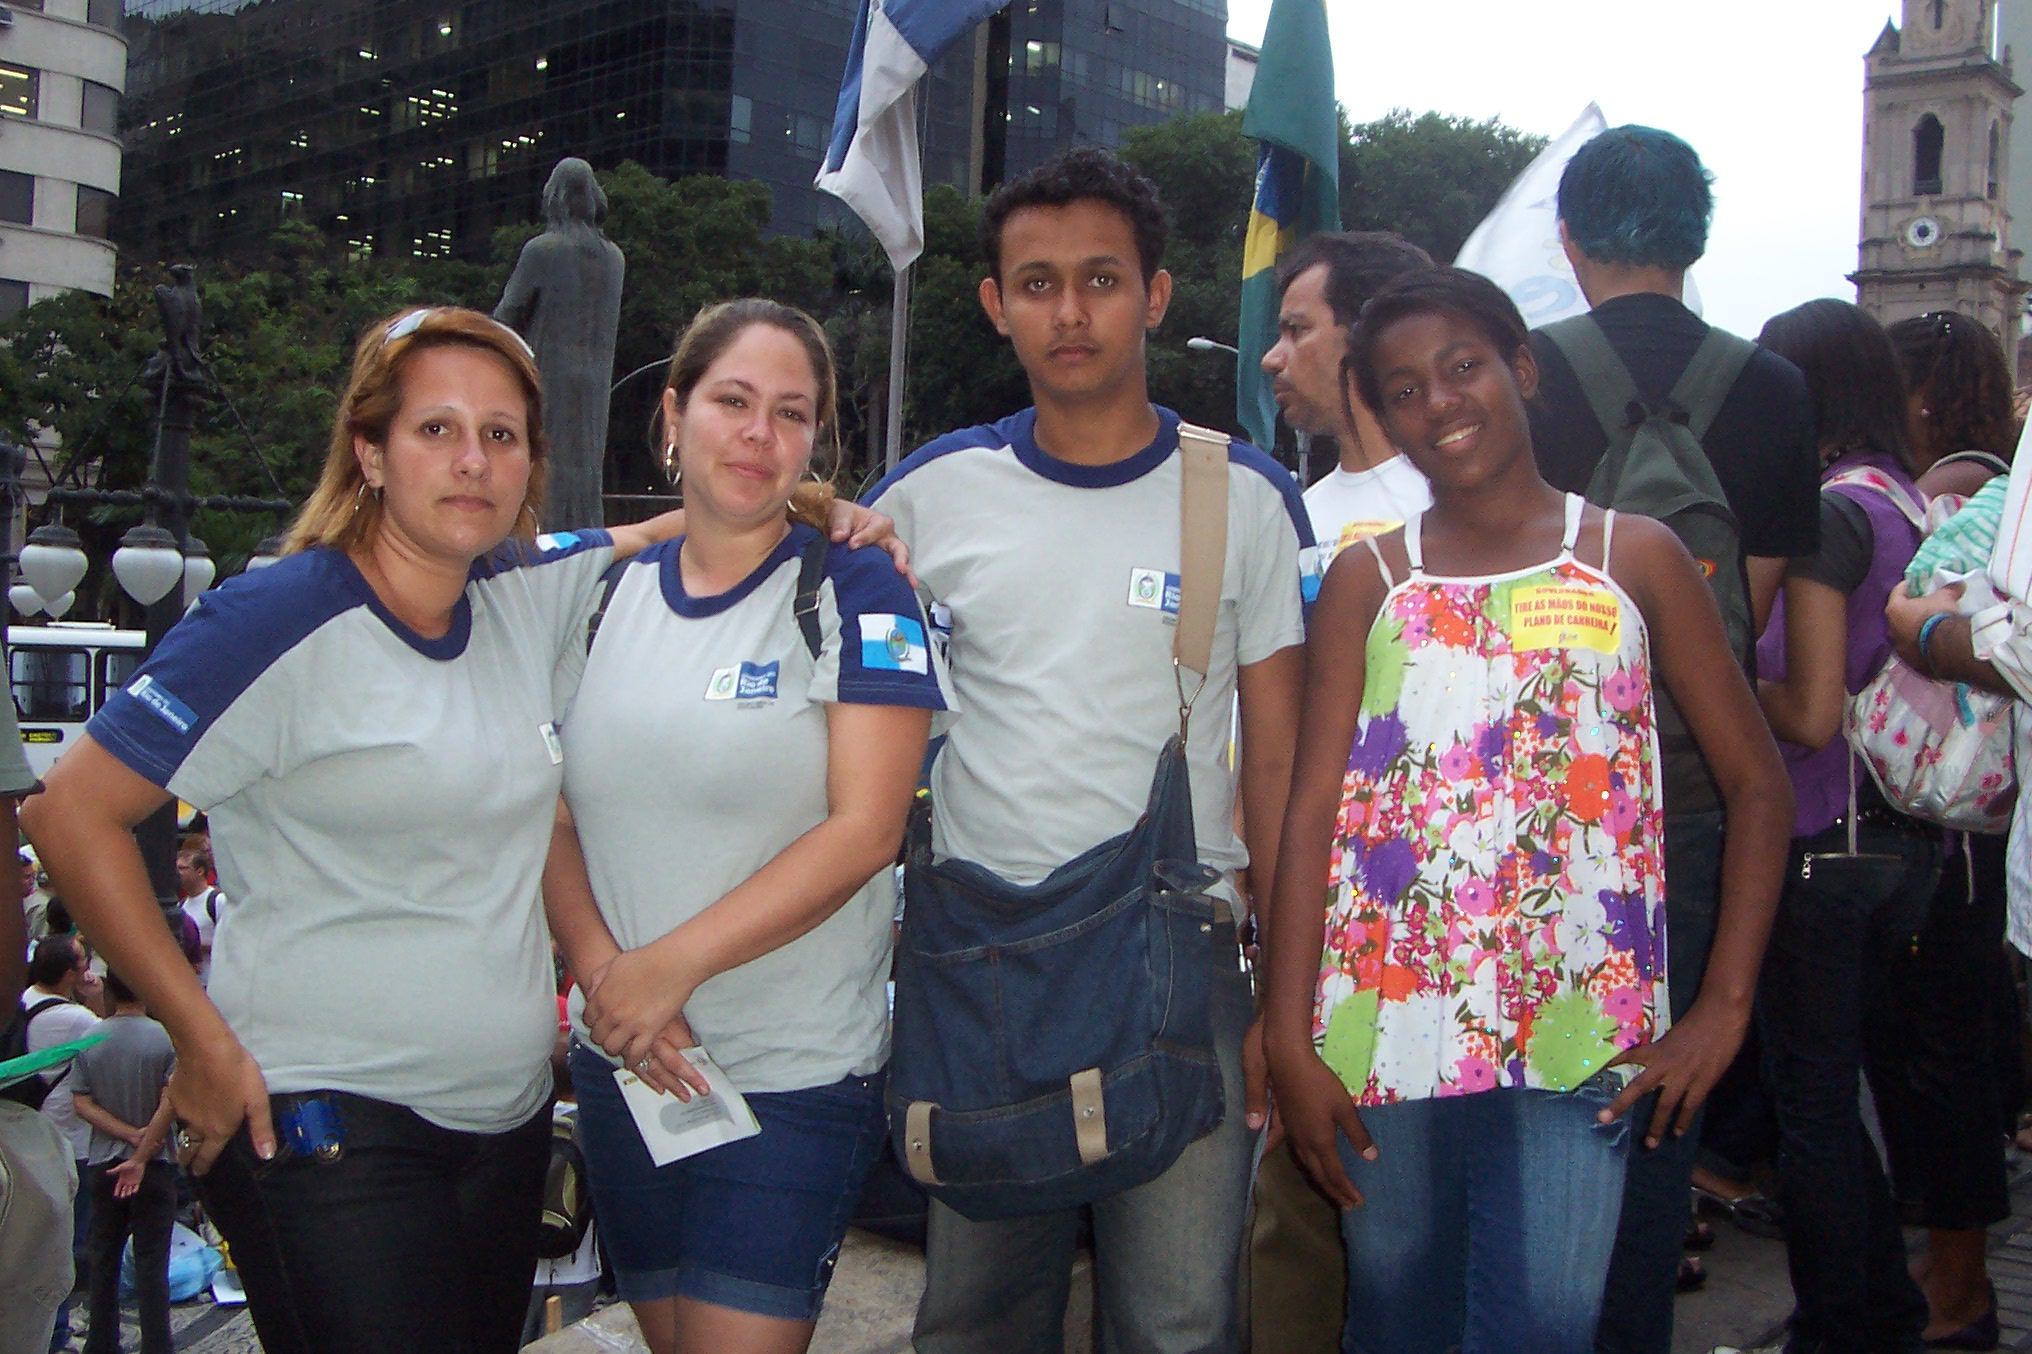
1223, 2, 1907, 338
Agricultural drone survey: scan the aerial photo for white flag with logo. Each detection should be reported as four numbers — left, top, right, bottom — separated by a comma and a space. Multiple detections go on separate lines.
1456, 105, 1704, 326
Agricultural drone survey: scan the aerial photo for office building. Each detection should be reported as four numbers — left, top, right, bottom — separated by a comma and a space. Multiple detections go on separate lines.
0, 0, 125, 316
115, 0, 1227, 268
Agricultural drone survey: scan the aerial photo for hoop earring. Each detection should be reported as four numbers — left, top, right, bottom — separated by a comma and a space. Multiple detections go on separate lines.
352, 482, 378, 514
664, 443, 680, 486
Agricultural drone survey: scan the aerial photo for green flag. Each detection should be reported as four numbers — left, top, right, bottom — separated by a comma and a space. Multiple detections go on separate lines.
1237, 0, 1341, 452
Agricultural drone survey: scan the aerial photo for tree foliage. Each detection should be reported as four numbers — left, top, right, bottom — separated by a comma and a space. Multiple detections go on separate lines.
0, 105, 1545, 567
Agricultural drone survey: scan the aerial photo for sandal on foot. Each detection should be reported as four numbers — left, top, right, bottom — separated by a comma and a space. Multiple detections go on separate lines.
1677, 1255, 1707, 1294
1694, 1185, 1785, 1239
1684, 1218, 1716, 1252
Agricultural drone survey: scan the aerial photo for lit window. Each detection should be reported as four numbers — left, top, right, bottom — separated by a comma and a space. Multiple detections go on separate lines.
730, 94, 752, 145
0, 65, 38, 121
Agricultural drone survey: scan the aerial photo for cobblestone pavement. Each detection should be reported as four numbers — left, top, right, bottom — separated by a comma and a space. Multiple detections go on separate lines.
59, 1151, 2032, 1352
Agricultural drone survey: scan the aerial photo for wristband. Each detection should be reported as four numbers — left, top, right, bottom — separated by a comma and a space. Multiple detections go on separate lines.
1916, 612, 1950, 678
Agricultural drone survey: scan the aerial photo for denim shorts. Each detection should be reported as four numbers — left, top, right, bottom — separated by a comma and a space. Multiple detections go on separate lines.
568, 1043, 888, 1319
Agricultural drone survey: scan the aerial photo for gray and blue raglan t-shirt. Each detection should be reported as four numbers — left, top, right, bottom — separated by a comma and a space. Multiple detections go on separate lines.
87, 530, 615, 1134
864, 407, 1312, 903
562, 524, 951, 1095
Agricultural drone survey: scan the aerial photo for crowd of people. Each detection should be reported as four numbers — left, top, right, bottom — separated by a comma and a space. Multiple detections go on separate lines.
0, 121, 2029, 1354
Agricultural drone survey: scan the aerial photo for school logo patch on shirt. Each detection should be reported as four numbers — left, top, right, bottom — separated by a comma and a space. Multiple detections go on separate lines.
1126, 568, 1182, 616
859, 615, 929, 674
705, 662, 780, 701
534, 532, 580, 554
126, 674, 196, 735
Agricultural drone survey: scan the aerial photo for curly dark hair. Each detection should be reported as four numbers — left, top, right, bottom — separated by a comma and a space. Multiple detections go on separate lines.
980, 146, 1169, 285
1887, 311, 2017, 463
1347, 266, 1531, 415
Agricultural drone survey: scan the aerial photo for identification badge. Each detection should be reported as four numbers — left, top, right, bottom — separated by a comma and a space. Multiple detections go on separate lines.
539, 722, 563, 765
613, 1046, 761, 1166
1509, 583, 1622, 654
705, 663, 779, 702
1127, 567, 1181, 615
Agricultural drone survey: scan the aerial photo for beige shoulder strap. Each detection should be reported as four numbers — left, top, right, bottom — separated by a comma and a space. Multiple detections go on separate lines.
1174, 422, 1231, 683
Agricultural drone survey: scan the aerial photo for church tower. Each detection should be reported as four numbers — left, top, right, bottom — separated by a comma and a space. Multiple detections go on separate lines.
1855, 0, 2026, 374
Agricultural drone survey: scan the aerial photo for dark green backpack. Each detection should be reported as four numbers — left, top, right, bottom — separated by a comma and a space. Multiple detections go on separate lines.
1538, 315, 1757, 814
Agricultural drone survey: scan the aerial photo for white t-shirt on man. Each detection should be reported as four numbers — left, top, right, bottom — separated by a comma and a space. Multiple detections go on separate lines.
1302, 453, 1432, 570
866, 407, 1310, 906
20, 989, 98, 1159
88, 531, 615, 1134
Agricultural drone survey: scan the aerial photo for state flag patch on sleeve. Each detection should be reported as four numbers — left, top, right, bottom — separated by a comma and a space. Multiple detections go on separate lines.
859, 614, 929, 675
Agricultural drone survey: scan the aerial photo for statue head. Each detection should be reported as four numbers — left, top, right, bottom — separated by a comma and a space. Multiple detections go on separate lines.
168, 264, 195, 285
542, 158, 606, 230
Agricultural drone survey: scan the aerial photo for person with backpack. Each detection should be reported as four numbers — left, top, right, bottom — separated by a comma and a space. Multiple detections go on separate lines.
17, 936, 102, 1351
1525, 125, 1823, 1350
542, 300, 947, 1354
0, 697, 67, 1354
1752, 299, 1944, 1354
864, 147, 1311, 1352
1261, 265, 1791, 1353
1861, 311, 2022, 1350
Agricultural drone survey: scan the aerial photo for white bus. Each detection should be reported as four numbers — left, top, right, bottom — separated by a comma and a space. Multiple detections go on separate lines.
9, 623, 148, 779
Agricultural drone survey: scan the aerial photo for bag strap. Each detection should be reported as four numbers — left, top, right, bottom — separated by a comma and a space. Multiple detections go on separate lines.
1537, 316, 1644, 453
1173, 424, 1230, 730
1932, 449, 2010, 478
1665, 329, 1758, 442
791, 531, 829, 661
1826, 465, 1930, 531
584, 560, 630, 654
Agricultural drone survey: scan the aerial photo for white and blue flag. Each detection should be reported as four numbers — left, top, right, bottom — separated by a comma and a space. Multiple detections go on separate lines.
816, 0, 1010, 271
859, 613, 930, 675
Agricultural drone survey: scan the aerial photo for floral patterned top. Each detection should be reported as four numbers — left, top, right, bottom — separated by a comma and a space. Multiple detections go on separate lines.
1312, 495, 1668, 1104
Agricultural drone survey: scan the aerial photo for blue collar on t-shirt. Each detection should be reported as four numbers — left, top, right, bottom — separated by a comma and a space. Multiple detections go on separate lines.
1009, 406, 1184, 488
331, 551, 474, 660
654, 524, 816, 618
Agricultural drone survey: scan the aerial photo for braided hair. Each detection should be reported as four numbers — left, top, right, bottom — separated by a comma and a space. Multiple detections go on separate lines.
1887, 311, 2016, 464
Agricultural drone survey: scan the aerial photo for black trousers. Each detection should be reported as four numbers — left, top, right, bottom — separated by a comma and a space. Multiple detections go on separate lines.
1760, 821, 1940, 1354
195, 1091, 550, 1354
83, 1159, 176, 1354
1874, 832, 2015, 1231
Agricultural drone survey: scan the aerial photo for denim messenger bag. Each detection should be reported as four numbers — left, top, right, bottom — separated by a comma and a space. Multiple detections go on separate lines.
888, 423, 1235, 1221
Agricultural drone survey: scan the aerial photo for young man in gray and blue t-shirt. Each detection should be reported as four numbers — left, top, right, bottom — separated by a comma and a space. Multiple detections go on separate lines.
866, 148, 1310, 1353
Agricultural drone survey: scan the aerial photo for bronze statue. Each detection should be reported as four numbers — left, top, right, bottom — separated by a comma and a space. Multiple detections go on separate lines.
495, 159, 625, 530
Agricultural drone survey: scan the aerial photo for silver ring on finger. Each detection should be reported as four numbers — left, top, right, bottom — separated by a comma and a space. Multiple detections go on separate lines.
636, 1057, 654, 1074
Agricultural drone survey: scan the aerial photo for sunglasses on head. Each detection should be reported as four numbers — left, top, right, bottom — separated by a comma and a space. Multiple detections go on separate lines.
383, 307, 536, 362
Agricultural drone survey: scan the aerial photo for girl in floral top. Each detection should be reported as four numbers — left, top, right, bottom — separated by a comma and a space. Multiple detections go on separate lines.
1262, 268, 1791, 1352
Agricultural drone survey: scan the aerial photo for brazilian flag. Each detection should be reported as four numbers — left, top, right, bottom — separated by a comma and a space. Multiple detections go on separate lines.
1236, 0, 1341, 452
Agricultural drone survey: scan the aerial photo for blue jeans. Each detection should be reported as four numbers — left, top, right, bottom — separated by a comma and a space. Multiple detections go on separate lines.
570, 1046, 888, 1318
1337, 1073, 1632, 1354
913, 966, 1254, 1354
1759, 821, 1940, 1354
1595, 811, 1723, 1354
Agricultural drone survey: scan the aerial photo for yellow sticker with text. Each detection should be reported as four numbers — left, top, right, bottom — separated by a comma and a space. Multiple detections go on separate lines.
1509, 583, 1622, 653
1335, 519, 1403, 552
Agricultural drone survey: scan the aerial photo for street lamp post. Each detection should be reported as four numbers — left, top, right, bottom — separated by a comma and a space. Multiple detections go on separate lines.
14, 267, 292, 910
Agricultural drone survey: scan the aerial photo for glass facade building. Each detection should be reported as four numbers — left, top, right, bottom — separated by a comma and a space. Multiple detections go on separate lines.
1000, 0, 1226, 179
116, 0, 1224, 266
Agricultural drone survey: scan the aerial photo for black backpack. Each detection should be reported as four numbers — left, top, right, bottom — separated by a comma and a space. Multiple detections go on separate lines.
1, 997, 72, 1110
586, 534, 830, 659
1539, 315, 1758, 814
